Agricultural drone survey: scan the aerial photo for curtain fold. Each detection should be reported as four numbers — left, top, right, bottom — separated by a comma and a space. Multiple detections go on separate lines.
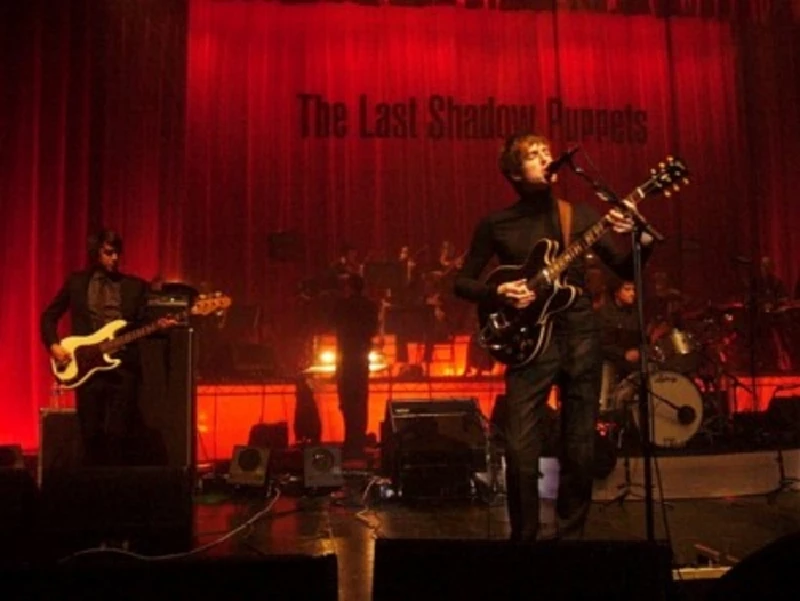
1, 0, 798, 448
0, 0, 186, 447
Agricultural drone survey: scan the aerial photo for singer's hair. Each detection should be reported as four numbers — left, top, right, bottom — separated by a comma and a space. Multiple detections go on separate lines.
87, 228, 123, 265
498, 132, 551, 186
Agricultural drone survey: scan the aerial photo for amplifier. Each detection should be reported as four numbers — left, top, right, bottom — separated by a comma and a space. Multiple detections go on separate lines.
381, 399, 487, 499
38, 408, 81, 487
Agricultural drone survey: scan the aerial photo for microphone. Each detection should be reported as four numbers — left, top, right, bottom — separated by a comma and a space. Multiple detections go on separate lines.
546, 145, 580, 177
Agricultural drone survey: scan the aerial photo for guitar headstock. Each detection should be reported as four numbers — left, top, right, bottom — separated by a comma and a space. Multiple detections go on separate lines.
192, 292, 233, 316
647, 156, 690, 198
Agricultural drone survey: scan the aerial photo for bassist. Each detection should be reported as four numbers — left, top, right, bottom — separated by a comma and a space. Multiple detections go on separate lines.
41, 229, 155, 466
454, 133, 654, 541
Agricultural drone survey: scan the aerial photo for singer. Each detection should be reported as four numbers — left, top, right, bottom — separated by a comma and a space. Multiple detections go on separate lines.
454, 132, 654, 541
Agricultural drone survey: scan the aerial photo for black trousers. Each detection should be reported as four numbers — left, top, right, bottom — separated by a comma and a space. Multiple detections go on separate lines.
503, 318, 601, 541
337, 359, 369, 455
76, 364, 141, 467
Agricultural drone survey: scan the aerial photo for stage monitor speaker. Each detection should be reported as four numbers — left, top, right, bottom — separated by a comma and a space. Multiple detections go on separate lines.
38, 466, 193, 558
229, 445, 270, 487
0, 554, 338, 601
138, 327, 197, 470
381, 398, 486, 498
372, 538, 673, 601
706, 531, 800, 601
38, 408, 81, 487
303, 445, 344, 489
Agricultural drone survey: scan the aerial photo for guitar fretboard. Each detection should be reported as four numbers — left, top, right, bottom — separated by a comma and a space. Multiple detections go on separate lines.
539, 188, 645, 285
98, 310, 188, 354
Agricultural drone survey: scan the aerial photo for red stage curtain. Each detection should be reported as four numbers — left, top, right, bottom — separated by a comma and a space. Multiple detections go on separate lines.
1, 0, 798, 448
0, 0, 186, 447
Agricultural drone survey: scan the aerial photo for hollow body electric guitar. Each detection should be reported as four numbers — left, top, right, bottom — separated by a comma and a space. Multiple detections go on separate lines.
51, 294, 232, 389
477, 157, 689, 367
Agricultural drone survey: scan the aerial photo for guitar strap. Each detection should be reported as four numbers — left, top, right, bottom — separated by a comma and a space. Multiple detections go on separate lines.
557, 198, 572, 248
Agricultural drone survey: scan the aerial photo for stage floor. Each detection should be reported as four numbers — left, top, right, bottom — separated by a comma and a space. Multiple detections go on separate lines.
190, 449, 800, 601
5, 447, 800, 600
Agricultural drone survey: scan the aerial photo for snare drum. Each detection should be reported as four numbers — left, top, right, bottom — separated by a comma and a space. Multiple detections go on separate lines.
615, 370, 703, 448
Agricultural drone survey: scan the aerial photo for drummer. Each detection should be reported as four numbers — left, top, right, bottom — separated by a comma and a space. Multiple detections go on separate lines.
597, 279, 642, 407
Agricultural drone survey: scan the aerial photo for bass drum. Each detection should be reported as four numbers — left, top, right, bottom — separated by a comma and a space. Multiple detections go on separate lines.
615, 370, 703, 448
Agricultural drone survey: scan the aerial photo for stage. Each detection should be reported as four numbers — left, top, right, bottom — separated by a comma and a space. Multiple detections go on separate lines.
194, 448, 800, 601
3, 439, 800, 600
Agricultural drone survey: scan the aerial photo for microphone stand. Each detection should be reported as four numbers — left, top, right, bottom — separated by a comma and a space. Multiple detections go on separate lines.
569, 162, 665, 543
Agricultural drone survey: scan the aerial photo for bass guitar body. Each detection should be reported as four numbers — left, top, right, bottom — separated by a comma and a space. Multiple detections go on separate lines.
51, 320, 127, 389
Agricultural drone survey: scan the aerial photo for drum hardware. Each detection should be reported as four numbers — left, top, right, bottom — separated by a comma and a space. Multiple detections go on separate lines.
765, 385, 800, 504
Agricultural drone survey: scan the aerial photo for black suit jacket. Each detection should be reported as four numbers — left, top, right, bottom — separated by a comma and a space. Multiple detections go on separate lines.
40, 269, 149, 349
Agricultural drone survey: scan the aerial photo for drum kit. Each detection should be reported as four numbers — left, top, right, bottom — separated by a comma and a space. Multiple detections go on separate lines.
596, 296, 799, 451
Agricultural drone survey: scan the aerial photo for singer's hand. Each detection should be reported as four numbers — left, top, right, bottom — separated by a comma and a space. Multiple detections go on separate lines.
497, 279, 536, 309
608, 205, 635, 233
608, 201, 654, 246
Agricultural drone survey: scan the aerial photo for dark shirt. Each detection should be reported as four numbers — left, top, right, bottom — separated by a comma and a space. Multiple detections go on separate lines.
88, 270, 122, 329
598, 300, 641, 378
40, 270, 148, 348
454, 193, 650, 321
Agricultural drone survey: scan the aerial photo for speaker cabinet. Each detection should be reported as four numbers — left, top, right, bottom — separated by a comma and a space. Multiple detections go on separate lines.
0, 554, 338, 601
381, 399, 486, 499
707, 531, 800, 601
0, 467, 38, 566
38, 466, 194, 557
229, 445, 270, 487
303, 445, 344, 489
138, 327, 197, 470
372, 538, 673, 601
38, 408, 81, 487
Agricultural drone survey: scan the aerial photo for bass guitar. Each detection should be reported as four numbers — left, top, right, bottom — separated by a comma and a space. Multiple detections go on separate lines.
51, 293, 232, 389
477, 157, 688, 367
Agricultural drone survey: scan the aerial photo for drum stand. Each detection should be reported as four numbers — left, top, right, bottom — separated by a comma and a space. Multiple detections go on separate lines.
766, 446, 800, 504
602, 412, 648, 506
766, 386, 800, 504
